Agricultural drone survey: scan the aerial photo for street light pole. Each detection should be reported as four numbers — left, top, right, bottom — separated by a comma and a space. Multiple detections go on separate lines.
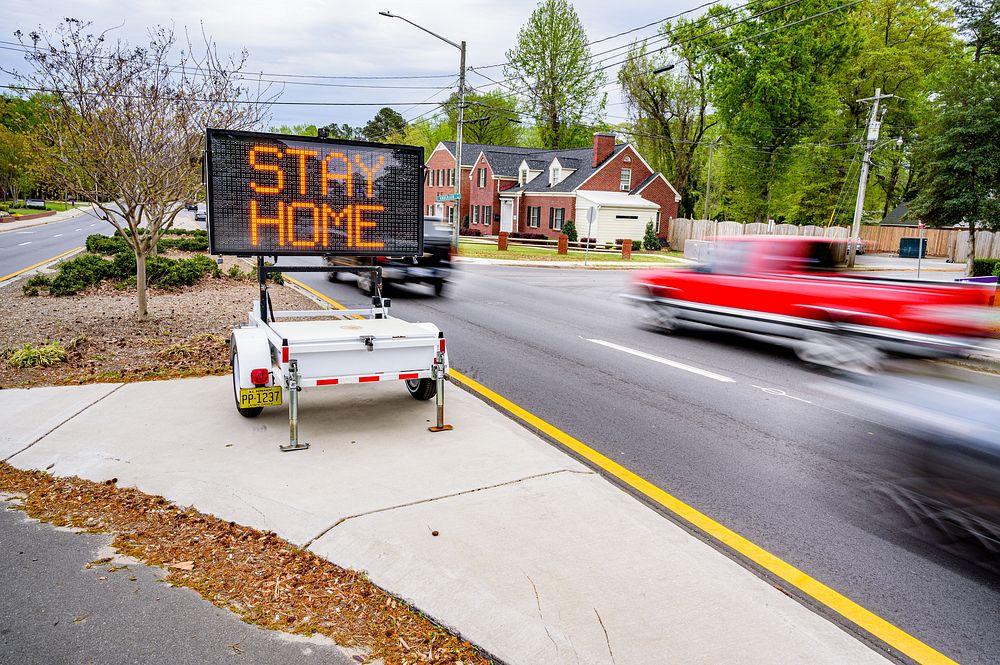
379, 11, 465, 250
848, 87, 896, 268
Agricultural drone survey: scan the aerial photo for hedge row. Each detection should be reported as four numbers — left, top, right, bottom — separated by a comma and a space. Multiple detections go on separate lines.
85, 229, 208, 255
972, 258, 1000, 277
25, 252, 220, 296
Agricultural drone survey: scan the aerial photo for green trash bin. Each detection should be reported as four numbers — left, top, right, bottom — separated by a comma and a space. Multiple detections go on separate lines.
899, 237, 927, 258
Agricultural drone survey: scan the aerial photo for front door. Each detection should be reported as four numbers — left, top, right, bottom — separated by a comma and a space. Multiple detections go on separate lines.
500, 199, 513, 233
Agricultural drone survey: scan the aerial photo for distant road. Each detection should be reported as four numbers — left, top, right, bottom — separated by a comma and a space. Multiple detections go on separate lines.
0, 210, 109, 279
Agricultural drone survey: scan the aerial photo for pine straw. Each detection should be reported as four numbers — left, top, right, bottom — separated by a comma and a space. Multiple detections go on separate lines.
0, 463, 493, 665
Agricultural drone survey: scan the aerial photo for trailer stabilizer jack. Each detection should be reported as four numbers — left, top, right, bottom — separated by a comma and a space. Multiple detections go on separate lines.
428, 353, 453, 432
280, 359, 310, 452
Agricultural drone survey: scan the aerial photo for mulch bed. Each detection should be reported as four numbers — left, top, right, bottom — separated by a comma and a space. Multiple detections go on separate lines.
0, 464, 491, 665
0, 262, 317, 388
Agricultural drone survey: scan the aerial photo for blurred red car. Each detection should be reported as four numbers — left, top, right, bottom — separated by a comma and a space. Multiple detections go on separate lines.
628, 236, 994, 366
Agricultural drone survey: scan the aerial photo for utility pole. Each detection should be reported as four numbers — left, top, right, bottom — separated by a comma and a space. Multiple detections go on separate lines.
453, 41, 466, 250
703, 138, 719, 220
849, 88, 896, 267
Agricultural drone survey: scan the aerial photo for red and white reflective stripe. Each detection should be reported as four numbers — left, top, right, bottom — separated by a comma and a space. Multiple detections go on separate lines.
300, 370, 431, 388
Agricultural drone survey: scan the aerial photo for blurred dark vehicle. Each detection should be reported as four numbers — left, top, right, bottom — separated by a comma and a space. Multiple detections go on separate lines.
185, 203, 198, 211
628, 236, 994, 368
194, 204, 206, 222
823, 363, 1000, 556
325, 217, 453, 296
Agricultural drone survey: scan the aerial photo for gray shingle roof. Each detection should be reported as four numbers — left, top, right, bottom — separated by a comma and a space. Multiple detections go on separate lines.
502, 144, 630, 194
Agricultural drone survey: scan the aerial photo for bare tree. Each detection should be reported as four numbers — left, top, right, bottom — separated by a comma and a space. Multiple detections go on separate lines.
8, 19, 274, 319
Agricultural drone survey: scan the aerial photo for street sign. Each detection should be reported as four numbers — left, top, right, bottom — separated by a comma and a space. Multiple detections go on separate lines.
205, 128, 424, 256
436, 193, 461, 201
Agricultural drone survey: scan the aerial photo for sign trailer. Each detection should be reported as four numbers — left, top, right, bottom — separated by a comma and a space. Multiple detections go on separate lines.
207, 129, 452, 451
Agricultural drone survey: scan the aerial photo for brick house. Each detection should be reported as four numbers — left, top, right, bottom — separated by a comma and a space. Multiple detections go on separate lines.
423, 133, 680, 243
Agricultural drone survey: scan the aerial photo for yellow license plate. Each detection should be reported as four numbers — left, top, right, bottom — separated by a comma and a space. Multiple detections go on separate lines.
239, 386, 282, 408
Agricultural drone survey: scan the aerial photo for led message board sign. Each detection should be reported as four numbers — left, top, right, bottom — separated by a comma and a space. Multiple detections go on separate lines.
205, 129, 423, 256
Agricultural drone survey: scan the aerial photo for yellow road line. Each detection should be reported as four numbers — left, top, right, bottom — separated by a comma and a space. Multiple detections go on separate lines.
283, 275, 349, 310
278, 278, 958, 665
0, 246, 83, 283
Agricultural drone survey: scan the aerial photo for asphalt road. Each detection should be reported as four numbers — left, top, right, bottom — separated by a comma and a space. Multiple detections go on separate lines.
283, 258, 1000, 665
0, 210, 114, 278
0, 500, 356, 665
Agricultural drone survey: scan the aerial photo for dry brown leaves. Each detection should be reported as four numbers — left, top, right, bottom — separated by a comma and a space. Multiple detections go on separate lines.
0, 463, 492, 665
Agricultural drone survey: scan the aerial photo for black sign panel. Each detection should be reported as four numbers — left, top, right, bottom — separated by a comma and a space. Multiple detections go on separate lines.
205, 129, 423, 256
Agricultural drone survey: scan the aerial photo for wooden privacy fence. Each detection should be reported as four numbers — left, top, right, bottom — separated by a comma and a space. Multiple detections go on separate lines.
858, 225, 953, 256
668, 219, 848, 252
950, 230, 1000, 261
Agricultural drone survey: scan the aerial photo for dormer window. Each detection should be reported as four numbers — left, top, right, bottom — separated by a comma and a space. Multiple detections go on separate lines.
519, 167, 528, 186
549, 164, 561, 186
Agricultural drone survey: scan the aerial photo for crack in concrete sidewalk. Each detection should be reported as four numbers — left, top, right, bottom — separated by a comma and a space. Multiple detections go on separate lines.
4, 384, 124, 463
304, 468, 593, 547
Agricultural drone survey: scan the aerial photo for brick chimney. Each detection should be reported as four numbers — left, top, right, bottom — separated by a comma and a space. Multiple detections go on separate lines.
592, 132, 615, 167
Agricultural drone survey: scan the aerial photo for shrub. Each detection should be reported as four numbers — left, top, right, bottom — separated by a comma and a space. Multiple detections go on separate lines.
632, 240, 642, 251
972, 258, 1000, 277
49, 253, 114, 295
562, 220, 578, 242
147, 253, 220, 289
158, 236, 209, 252
642, 221, 659, 250
86, 234, 130, 254
227, 264, 244, 279
459, 228, 483, 236
8, 341, 67, 367
994, 262, 1000, 278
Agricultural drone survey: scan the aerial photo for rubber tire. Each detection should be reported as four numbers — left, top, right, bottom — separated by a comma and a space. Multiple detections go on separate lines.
406, 378, 436, 400
357, 270, 373, 294
231, 351, 264, 418
433, 280, 445, 297
635, 301, 678, 333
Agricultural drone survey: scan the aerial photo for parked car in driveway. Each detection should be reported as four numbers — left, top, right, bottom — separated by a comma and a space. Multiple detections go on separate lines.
325, 217, 453, 296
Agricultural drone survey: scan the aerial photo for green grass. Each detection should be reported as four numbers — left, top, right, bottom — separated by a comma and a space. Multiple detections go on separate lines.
458, 240, 681, 263
2, 201, 82, 215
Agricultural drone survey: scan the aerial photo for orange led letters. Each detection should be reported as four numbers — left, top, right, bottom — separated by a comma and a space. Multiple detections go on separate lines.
249, 145, 285, 194
287, 202, 320, 248
250, 200, 285, 246
354, 155, 385, 198
353, 204, 385, 249
247, 144, 389, 250
285, 148, 319, 195
321, 152, 353, 196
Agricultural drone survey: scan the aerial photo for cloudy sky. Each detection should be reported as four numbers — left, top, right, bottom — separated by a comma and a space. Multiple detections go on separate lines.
2, 0, 696, 129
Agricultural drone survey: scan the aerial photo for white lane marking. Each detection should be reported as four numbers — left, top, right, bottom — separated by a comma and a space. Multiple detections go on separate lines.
585, 338, 736, 383
53, 233, 63, 237
75, 228, 82, 231
89, 223, 96, 227
17, 241, 31, 246
750, 384, 813, 404
16, 231, 34, 234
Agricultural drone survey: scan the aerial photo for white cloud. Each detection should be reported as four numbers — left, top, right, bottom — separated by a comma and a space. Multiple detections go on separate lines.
2, 0, 694, 128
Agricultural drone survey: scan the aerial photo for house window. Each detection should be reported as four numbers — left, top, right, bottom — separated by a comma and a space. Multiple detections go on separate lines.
450, 168, 456, 186
519, 167, 528, 186
528, 206, 540, 228
485, 205, 492, 225
473, 205, 480, 224
623, 155, 632, 163
615, 214, 639, 220
478, 168, 487, 187
549, 208, 564, 231
656, 211, 662, 233
550, 165, 560, 186
620, 168, 631, 191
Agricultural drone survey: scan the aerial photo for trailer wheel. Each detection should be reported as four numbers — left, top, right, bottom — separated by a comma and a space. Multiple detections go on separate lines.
231, 351, 264, 418
406, 378, 436, 400
635, 301, 678, 333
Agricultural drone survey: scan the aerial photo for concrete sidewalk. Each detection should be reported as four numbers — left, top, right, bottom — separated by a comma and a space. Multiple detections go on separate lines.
1, 377, 887, 664
456, 256, 688, 269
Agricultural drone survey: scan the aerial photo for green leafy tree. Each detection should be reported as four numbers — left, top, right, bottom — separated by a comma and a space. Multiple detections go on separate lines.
389, 118, 452, 158
911, 56, 1000, 274
504, 0, 607, 148
0, 125, 34, 203
642, 220, 659, 250
956, 0, 1000, 61
324, 123, 365, 140
619, 19, 718, 218
268, 123, 318, 136
708, 0, 857, 222
442, 89, 522, 145
363, 107, 407, 142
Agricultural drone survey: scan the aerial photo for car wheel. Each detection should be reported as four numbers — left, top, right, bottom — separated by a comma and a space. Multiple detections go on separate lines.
794, 332, 882, 372
635, 301, 678, 333
357, 270, 373, 294
406, 378, 436, 400
231, 351, 263, 418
